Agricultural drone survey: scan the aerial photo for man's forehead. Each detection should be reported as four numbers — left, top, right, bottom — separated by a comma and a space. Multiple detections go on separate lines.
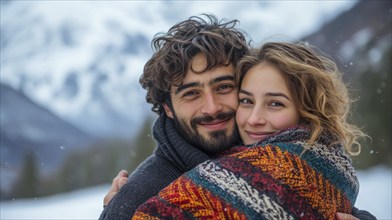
190, 54, 209, 72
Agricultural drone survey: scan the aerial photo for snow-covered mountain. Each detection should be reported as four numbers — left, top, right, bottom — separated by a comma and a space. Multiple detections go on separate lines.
0, 83, 93, 165
302, 0, 391, 75
0, 83, 95, 194
0, 0, 357, 137
1, 1, 157, 137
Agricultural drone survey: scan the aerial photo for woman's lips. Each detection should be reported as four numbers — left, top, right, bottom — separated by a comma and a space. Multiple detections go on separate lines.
245, 131, 275, 142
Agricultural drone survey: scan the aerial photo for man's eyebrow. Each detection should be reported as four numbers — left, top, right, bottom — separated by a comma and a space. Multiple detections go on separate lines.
210, 75, 235, 84
175, 74, 235, 95
175, 82, 199, 95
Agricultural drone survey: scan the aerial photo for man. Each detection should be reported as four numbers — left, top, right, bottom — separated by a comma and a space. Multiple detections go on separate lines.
99, 14, 248, 219
99, 15, 375, 220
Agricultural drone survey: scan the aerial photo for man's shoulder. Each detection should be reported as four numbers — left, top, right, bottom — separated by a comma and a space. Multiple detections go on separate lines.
129, 154, 183, 182
100, 154, 182, 220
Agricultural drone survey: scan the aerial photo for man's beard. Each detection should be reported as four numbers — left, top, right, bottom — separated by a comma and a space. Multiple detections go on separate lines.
172, 110, 240, 154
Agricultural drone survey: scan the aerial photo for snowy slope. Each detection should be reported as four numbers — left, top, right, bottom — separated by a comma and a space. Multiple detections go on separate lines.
1, 166, 390, 220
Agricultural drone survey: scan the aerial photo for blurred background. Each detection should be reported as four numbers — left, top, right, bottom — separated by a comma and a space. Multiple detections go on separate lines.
1, 0, 391, 219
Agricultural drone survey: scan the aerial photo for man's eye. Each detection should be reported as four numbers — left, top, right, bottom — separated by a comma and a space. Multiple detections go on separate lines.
217, 84, 234, 93
182, 91, 199, 98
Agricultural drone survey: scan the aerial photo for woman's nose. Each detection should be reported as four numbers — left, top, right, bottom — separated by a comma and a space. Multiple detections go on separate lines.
247, 107, 266, 126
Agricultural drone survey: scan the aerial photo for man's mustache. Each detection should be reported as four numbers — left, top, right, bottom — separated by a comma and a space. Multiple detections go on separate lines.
191, 110, 236, 127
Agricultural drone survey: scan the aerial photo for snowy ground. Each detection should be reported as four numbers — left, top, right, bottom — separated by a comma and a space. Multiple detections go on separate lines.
1, 166, 391, 220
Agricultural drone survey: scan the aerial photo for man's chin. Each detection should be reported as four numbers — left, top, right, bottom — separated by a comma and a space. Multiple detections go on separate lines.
198, 129, 226, 139
206, 144, 232, 154
197, 130, 238, 153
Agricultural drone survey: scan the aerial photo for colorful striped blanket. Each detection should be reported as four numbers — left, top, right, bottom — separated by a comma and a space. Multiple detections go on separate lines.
133, 127, 359, 220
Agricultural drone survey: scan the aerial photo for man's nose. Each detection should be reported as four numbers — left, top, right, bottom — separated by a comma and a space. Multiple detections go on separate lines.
200, 92, 223, 116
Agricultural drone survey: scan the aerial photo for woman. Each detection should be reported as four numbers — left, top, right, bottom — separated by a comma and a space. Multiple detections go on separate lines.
131, 42, 369, 219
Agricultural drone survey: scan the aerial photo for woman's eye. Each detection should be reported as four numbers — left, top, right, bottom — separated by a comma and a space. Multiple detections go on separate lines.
239, 98, 253, 105
270, 102, 284, 107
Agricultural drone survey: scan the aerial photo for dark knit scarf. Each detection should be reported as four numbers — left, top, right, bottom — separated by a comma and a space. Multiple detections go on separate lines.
153, 113, 212, 171
133, 126, 359, 220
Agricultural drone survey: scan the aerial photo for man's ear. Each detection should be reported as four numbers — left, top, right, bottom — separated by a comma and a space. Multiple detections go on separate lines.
163, 103, 174, 119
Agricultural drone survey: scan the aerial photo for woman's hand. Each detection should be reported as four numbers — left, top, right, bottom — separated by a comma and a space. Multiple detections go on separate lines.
103, 170, 128, 207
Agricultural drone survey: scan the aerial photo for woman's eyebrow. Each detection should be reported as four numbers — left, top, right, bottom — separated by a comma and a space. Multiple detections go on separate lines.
239, 90, 291, 101
266, 92, 291, 100
239, 89, 252, 96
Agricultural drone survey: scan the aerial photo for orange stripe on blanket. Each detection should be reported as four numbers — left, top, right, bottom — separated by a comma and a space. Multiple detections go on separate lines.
132, 212, 160, 220
158, 175, 247, 220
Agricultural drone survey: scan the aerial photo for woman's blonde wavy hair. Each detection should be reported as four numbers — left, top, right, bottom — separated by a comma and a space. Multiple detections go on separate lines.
237, 42, 368, 156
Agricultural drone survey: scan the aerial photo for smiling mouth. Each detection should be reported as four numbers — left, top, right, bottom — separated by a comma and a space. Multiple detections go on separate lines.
246, 131, 275, 141
198, 118, 231, 130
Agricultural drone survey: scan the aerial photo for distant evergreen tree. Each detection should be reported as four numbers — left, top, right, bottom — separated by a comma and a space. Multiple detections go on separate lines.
353, 44, 391, 169
14, 152, 39, 198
